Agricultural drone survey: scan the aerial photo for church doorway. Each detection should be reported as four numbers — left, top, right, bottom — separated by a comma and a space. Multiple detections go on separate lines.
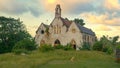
71, 39, 76, 49
54, 39, 61, 46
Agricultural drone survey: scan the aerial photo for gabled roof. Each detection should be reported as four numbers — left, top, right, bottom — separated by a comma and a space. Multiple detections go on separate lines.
50, 17, 72, 28
42, 23, 49, 28
36, 23, 49, 33
60, 17, 72, 28
75, 22, 95, 36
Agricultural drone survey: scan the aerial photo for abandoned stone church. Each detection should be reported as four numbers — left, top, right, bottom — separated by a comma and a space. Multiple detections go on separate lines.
35, 4, 96, 50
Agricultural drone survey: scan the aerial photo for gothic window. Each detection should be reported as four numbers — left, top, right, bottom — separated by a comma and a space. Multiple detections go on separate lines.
84, 35, 86, 41
54, 39, 61, 46
59, 26, 61, 33
87, 36, 89, 42
86, 36, 88, 42
71, 39, 76, 49
54, 26, 56, 34
57, 25, 59, 34
54, 25, 61, 34
92, 37, 94, 42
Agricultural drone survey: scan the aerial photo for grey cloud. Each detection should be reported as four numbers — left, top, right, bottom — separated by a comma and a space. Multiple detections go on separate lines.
69, 3, 95, 14
29, 7, 42, 17
0, 0, 42, 17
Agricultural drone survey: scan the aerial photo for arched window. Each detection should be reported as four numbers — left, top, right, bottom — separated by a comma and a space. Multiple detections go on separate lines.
54, 26, 56, 34
54, 25, 61, 34
54, 39, 61, 46
59, 26, 61, 33
71, 39, 76, 49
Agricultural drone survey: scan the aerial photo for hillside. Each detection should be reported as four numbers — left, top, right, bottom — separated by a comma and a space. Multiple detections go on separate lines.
0, 50, 120, 68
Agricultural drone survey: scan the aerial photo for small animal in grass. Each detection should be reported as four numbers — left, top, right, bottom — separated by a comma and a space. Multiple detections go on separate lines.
70, 56, 75, 62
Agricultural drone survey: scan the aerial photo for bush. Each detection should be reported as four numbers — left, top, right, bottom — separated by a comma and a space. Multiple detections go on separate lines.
54, 44, 63, 49
39, 44, 54, 52
0, 44, 8, 54
93, 41, 103, 51
63, 44, 73, 51
12, 39, 37, 54
106, 47, 113, 55
116, 45, 120, 49
102, 46, 108, 52
82, 42, 91, 50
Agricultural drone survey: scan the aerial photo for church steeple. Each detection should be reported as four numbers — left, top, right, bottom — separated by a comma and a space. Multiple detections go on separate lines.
55, 4, 61, 18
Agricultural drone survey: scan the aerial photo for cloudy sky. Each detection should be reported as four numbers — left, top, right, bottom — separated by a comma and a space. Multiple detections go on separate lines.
0, 0, 120, 38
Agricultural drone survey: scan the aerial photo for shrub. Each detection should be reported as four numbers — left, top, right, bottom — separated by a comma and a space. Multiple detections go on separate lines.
12, 39, 37, 54
54, 44, 63, 49
82, 42, 91, 50
116, 45, 120, 49
102, 46, 108, 52
63, 44, 73, 51
93, 41, 103, 51
106, 47, 113, 55
39, 44, 54, 52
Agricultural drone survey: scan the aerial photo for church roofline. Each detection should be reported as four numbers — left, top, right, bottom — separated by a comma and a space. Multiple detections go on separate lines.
74, 22, 95, 36
36, 23, 49, 33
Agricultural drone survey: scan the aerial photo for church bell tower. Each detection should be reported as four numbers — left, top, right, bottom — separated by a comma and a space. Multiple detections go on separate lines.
55, 4, 61, 18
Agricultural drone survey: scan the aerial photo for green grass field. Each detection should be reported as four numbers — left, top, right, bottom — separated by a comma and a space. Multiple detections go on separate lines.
0, 50, 120, 68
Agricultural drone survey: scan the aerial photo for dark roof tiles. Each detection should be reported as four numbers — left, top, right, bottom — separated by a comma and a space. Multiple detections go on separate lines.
75, 22, 95, 36
61, 17, 72, 27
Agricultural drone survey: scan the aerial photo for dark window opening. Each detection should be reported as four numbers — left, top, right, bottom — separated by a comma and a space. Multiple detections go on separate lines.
73, 45, 76, 49
71, 40, 76, 50
41, 30, 44, 34
54, 39, 61, 46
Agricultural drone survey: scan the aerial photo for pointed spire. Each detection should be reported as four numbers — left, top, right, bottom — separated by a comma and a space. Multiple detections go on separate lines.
55, 4, 61, 18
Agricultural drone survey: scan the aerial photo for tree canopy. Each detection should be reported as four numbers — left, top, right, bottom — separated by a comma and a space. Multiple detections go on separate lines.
73, 18, 85, 26
0, 16, 31, 53
93, 35, 119, 54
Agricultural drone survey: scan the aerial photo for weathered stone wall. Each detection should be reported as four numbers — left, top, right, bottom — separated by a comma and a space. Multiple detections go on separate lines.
35, 18, 96, 50
35, 23, 47, 46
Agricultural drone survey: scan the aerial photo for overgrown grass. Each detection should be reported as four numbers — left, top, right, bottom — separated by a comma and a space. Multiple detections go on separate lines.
0, 50, 119, 68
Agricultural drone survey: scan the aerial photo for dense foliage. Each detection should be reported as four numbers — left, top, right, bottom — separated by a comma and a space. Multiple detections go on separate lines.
0, 16, 31, 53
54, 44, 63, 49
12, 39, 37, 54
39, 44, 54, 52
93, 41, 103, 51
81, 42, 91, 50
39, 44, 74, 52
63, 44, 73, 51
116, 45, 120, 49
92, 35, 119, 54
73, 18, 85, 26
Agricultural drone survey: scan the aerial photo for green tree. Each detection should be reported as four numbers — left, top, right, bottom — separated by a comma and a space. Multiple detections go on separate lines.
110, 36, 119, 46
74, 18, 85, 26
0, 16, 31, 53
93, 41, 103, 51
93, 35, 119, 54
12, 39, 37, 54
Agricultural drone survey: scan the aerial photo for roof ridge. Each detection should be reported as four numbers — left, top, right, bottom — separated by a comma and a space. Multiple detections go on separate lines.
74, 22, 95, 36
60, 17, 72, 28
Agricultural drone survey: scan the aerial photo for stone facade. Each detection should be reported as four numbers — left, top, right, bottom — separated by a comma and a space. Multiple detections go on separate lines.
35, 4, 96, 50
